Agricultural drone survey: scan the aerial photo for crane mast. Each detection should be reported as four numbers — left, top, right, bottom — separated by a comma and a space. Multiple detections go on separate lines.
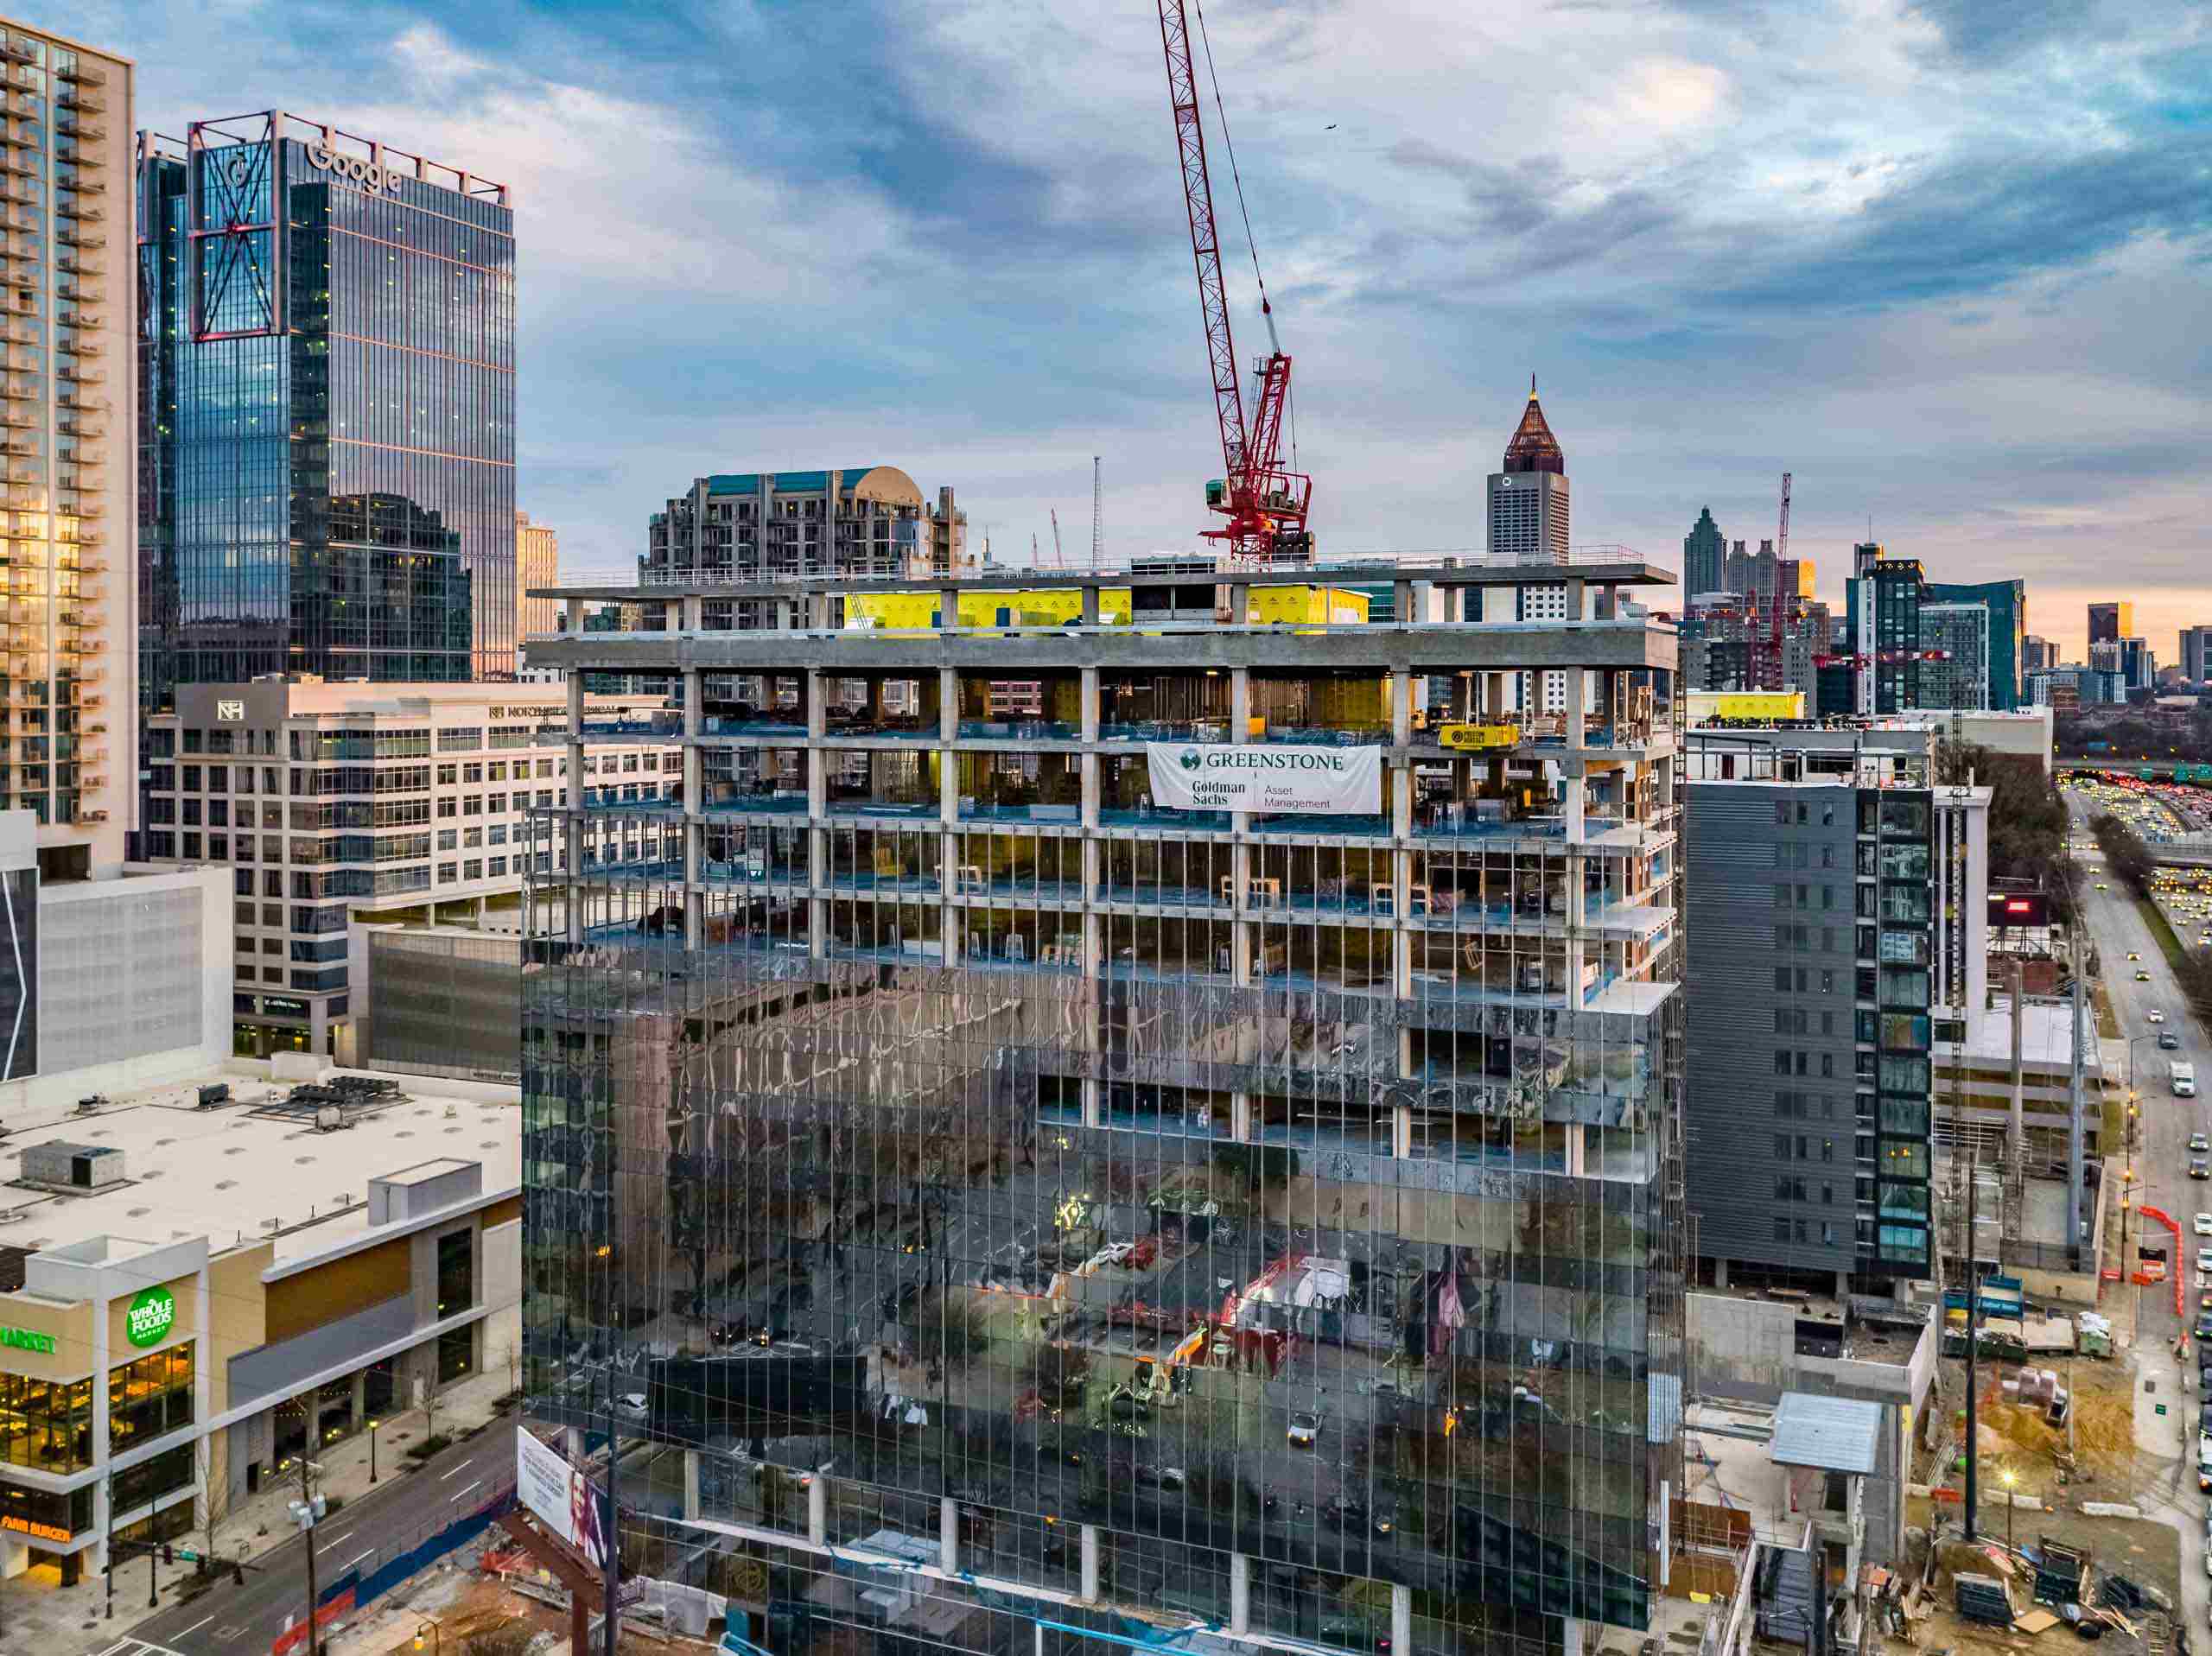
1155, 0, 1312, 563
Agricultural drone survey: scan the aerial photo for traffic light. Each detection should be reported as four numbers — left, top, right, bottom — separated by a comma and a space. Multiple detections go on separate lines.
161, 1544, 173, 1565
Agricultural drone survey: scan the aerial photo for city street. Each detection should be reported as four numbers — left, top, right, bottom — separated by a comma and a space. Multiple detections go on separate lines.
121, 1418, 517, 1656
2065, 791, 2211, 1639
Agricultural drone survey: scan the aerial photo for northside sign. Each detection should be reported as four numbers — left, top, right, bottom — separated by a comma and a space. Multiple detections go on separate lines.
1146, 742, 1382, 816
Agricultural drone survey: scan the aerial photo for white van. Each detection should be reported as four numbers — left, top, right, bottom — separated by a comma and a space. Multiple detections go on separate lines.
2176, 1061, 2198, 1099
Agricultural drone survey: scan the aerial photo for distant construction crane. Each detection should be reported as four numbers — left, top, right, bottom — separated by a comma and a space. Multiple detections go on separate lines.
1050, 508, 1065, 568
1753, 471, 1792, 691
1155, 0, 1312, 563
1091, 456, 1104, 568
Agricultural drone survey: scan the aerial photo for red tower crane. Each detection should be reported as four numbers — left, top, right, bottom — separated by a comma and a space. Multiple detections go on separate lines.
1155, 0, 1313, 564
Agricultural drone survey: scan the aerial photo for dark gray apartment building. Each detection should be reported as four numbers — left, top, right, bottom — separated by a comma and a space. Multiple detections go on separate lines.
1684, 736, 1986, 1292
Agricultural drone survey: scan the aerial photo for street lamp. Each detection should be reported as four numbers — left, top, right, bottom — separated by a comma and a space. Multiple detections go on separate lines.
413, 1623, 442, 1654
368, 1418, 380, 1486
2000, 1468, 2016, 1551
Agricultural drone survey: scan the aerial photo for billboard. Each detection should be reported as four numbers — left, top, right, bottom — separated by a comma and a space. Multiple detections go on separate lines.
516, 1426, 609, 1569
1146, 743, 1382, 815
1987, 891, 2050, 928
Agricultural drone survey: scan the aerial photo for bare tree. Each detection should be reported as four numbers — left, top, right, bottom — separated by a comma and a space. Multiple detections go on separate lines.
192, 1433, 234, 1564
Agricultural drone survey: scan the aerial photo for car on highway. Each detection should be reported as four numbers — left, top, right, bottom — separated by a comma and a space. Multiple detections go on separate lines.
2196, 1213, 2212, 1236
2194, 1158, 2209, 1180
2191, 1134, 2210, 1155
2129, 951, 2142, 961
2151, 1009, 2168, 1024
2096, 882, 2109, 891
2138, 968, 2153, 980
1287, 1411, 1320, 1448
2163, 1031, 2183, 1050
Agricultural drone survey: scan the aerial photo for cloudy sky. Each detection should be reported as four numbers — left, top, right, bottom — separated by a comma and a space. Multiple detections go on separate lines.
60, 0, 2212, 662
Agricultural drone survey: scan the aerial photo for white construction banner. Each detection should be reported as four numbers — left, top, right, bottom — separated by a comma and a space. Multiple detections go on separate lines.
1146, 741, 1382, 815
517, 1424, 610, 1569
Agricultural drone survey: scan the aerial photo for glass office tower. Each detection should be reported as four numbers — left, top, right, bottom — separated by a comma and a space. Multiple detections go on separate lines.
521, 562, 1688, 1656
136, 112, 515, 715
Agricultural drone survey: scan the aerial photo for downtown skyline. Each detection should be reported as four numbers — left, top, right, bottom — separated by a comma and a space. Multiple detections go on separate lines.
59, 0, 2212, 661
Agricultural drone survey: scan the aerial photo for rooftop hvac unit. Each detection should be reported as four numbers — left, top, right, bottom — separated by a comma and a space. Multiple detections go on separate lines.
22, 1140, 124, 1189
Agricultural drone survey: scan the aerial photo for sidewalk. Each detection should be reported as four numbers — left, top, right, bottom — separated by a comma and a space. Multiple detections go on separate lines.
8, 1346, 521, 1656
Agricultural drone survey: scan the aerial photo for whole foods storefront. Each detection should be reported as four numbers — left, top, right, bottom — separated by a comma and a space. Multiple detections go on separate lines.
0, 1243, 207, 1585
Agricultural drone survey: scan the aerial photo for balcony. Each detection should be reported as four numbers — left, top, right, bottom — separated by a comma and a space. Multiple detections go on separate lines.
55, 224, 102, 250
59, 417, 103, 439
54, 124, 105, 149
54, 194, 103, 219
58, 59, 105, 86
56, 388, 103, 409
56, 89, 106, 116
58, 363, 102, 383
64, 500, 104, 520
57, 278, 102, 303
60, 327, 102, 349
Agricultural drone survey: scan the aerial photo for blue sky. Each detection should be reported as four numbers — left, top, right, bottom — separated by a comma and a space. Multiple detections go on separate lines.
63, 0, 2212, 661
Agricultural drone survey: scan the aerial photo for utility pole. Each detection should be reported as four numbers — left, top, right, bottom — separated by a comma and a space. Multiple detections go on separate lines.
1963, 1149, 1980, 1542
288, 1456, 327, 1656
2067, 923, 2086, 1261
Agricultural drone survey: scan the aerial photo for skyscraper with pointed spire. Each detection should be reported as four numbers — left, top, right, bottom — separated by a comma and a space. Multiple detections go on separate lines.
1682, 505, 1726, 599
1487, 376, 1571, 564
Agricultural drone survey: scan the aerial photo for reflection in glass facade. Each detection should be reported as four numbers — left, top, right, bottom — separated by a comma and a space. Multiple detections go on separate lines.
523, 568, 1688, 1655
136, 113, 515, 722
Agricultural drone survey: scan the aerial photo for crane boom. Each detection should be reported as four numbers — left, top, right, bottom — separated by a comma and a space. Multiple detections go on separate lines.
1155, 0, 1312, 563
1157, 0, 1247, 480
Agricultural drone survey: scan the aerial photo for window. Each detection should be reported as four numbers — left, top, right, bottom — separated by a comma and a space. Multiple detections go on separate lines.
463, 796, 483, 815
437, 862, 457, 883
111, 1442, 194, 1518
489, 857, 508, 877
437, 829, 458, 852
436, 1228, 474, 1317
0, 1372, 94, 1471
463, 859, 484, 880
436, 764, 458, 786
108, 1342, 194, 1452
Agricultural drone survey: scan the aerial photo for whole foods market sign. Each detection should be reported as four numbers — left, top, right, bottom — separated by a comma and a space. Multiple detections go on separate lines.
125, 1286, 176, 1349
0, 1324, 54, 1355
1146, 742, 1382, 815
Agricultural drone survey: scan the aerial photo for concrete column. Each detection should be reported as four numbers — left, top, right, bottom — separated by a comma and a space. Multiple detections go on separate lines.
939, 587, 960, 631
1563, 1615, 1583, 1656
683, 1450, 701, 1521
807, 1473, 827, 1545
1230, 1092, 1253, 1140
1227, 583, 1250, 625
1080, 666, 1099, 743
1393, 1104, 1414, 1158
1392, 1583, 1413, 1656
1080, 1524, 1101, 1600
941, 746, 962, 826
1565, 576, 1586, 622
1081, 755, 1100, 830
1393, 579, 1413, 624
1230, 669, 1250, 741
1389, 670, 1412, 746
679, 594, 702, 631
804, 670, 825, 739
1082, 585, 1101, 626
940, 1494, 959, 1574
1230, 1553, 1250, 1633
564, 596, 584, 635
940, 667, 959, 742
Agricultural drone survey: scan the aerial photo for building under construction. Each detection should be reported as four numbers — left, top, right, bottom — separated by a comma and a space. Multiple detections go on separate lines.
519, 558, 1688, 1655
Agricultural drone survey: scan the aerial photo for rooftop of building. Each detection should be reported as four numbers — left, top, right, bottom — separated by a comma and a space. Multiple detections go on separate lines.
530, 554, 1676, 606
6, 17, 133, 63
683, 466, 920, 501
144, 112, 510, 206
152, 680, 664, 721
0, 1065, 518, 1272
1938, 995, 2101, 1076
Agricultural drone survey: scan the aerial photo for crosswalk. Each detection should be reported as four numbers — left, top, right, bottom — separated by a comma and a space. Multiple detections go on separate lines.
94, 1639, 192, 1656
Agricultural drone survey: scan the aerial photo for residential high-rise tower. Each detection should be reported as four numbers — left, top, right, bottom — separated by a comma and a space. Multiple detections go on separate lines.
1, 19, 133, 872
137, 113, 517, 710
